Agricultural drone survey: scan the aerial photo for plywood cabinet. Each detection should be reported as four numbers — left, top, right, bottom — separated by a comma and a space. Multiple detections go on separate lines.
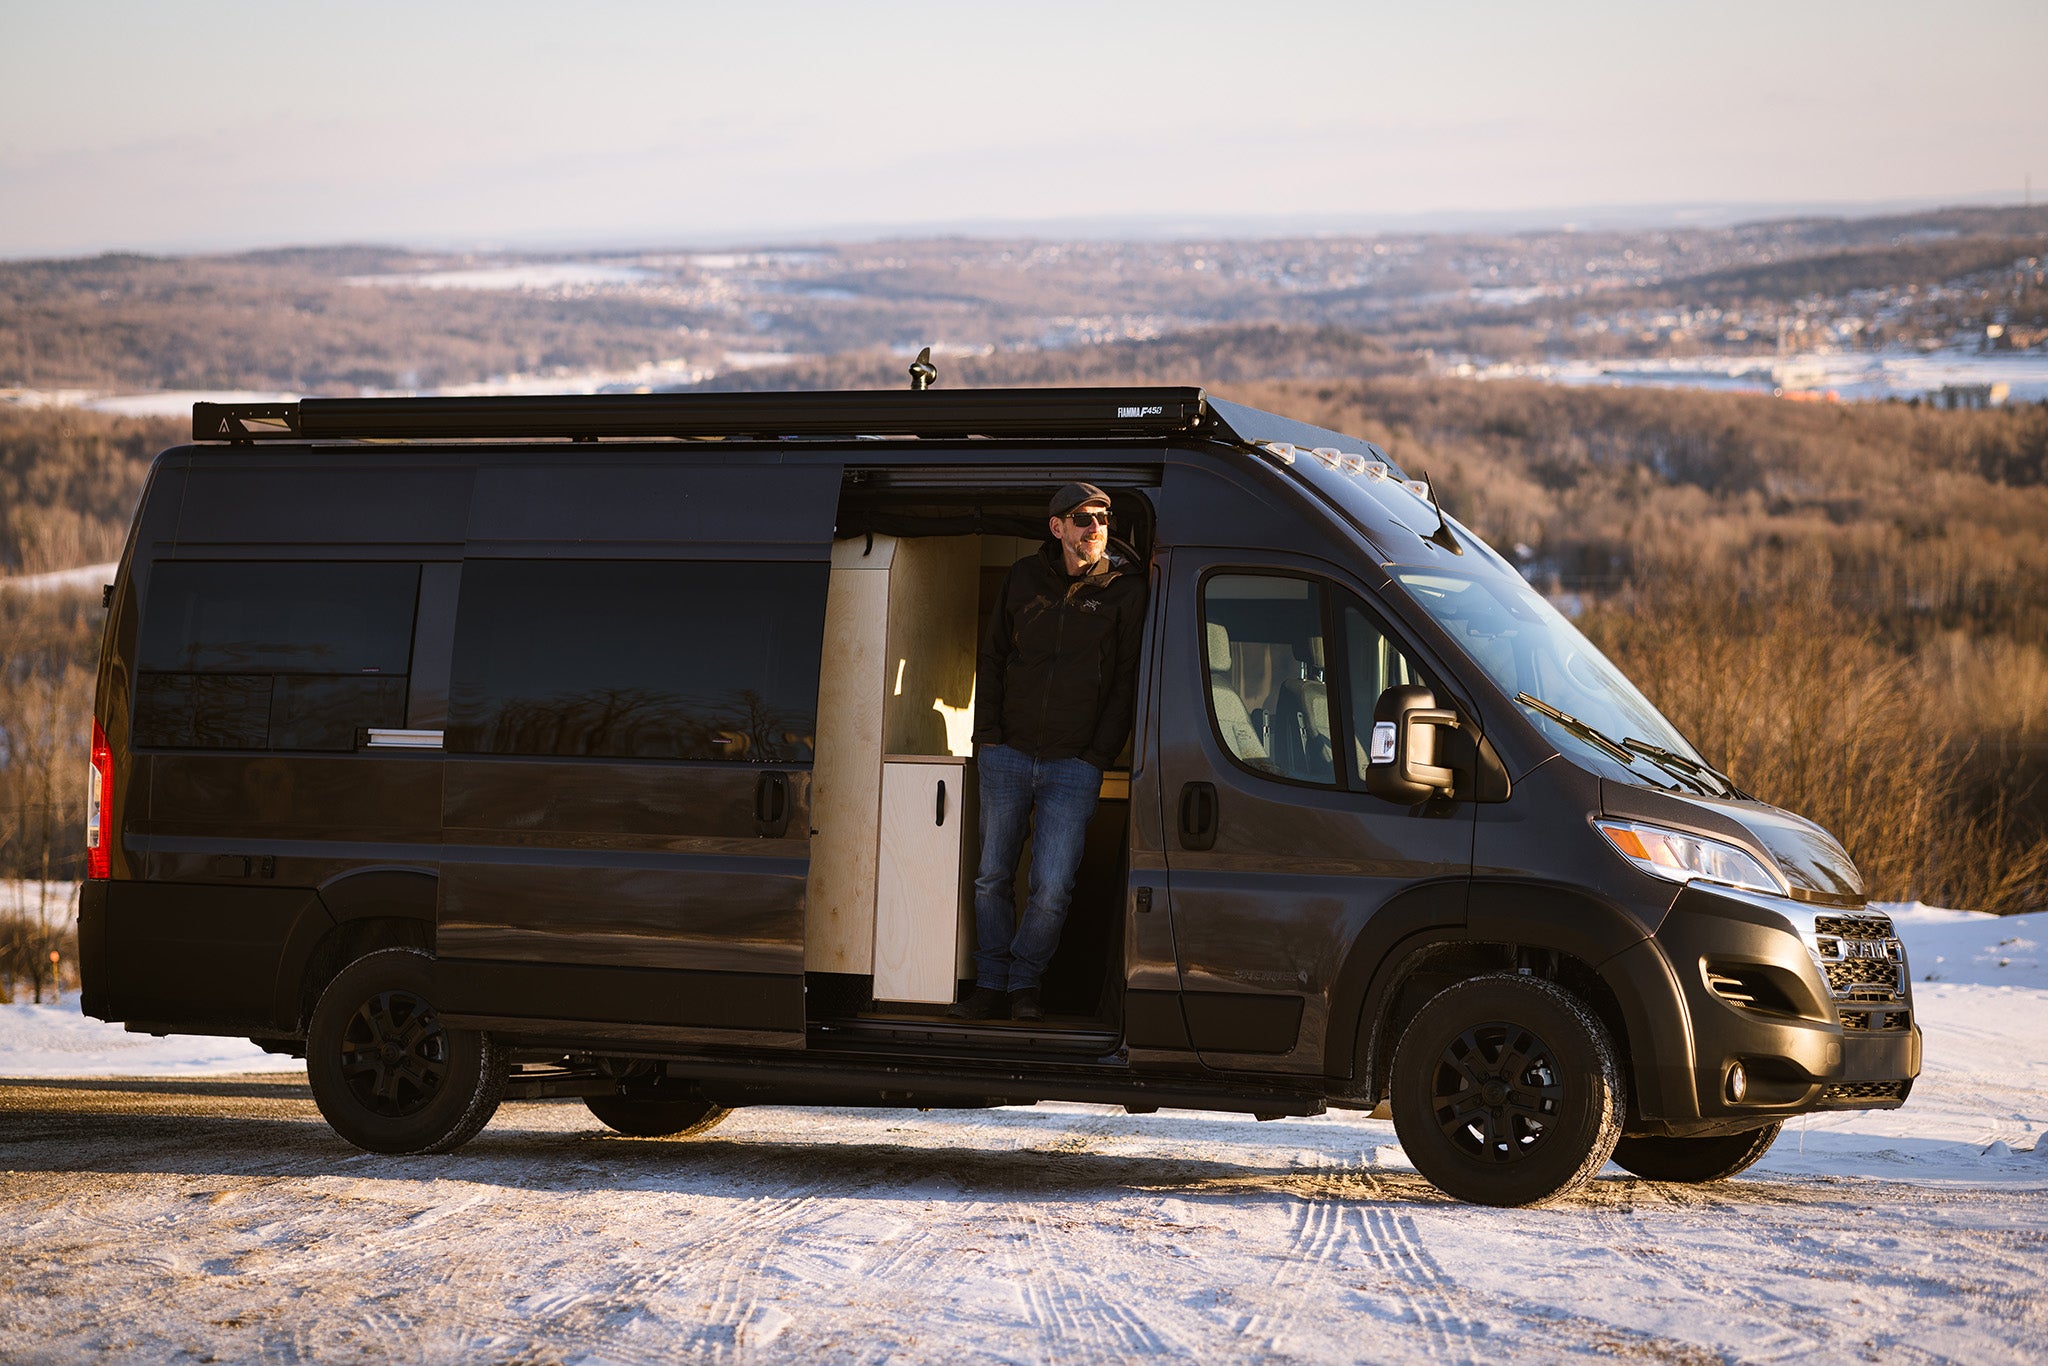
873, 757, 976, 1003
806, 535, 980, 981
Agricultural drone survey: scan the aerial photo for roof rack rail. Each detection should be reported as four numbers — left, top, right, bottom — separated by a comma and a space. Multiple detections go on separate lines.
191, 387, 1215, 444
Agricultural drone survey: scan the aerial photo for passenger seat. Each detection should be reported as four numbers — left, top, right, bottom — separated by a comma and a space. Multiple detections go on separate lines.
1208, 622, 1271, 767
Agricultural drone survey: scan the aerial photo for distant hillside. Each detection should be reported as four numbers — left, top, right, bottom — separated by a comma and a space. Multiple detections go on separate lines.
1650, 234, 2046, 307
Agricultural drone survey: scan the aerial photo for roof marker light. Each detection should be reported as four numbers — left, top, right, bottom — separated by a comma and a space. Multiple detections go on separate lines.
1260, 441, 1298, 464
1310, 446, 1343, 469
1338, 453, 1368, 476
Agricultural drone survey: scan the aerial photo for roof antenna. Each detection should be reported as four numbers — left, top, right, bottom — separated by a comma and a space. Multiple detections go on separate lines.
1422, 471, 1464, 555
908, 346, 937, 391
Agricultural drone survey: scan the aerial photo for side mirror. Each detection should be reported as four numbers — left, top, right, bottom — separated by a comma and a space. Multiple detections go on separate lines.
1365, 684, 1463, 803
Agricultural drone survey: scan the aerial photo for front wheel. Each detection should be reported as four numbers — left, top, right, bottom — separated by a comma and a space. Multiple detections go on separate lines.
1390, 973, 1625, 1207
306, 947, 505, 1155
583, 1093, 731, 1138
1611, 1123, 1783, 1183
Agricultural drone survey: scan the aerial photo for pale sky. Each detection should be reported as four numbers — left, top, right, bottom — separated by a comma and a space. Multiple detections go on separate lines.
2, 0, 2043, 258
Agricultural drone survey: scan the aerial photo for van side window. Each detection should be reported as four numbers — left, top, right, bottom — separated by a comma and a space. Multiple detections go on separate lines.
133, 561, 418, 751
1201, 574, 1337, 786
446, 560, 827, 762
1341, 597, 1429, 787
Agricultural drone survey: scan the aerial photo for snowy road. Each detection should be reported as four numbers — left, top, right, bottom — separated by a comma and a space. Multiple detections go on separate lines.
2, 907, 2044, 1363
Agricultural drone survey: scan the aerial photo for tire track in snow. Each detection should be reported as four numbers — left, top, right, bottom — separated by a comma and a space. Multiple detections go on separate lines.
995, 1202, 1178, 1360
535, 1190, 822, 1362
1354, 1200, 1483, 1362
1236, 1156, 1481, 1363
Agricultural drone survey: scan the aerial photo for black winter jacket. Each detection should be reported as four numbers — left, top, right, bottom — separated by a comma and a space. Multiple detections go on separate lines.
973, 539, 1148, 769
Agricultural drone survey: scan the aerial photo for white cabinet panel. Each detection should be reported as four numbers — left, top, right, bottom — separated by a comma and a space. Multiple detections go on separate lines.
873, 757, 974, 1003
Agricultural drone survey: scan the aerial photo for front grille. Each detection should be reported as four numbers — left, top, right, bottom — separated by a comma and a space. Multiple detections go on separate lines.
1814, 914, 1896, 939
1839, 1009, 1914, 1033
1884, 1010, 1910, 1030
1824, 958, 1903, 995
1821, 1081, 1906, 1104
1809, 910, 1907, 1001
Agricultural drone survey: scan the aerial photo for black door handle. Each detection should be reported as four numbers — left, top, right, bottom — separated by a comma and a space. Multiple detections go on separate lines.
754, 771, 791, 838
1178, 781, 1218, 851
935, 778, 947, 827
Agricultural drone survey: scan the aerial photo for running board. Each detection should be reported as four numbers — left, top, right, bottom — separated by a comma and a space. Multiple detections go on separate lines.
664, 1054, 1327, 1119
807, 1016, 1119, 1059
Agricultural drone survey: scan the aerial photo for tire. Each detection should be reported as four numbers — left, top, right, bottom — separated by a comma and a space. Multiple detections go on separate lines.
1612, 1123, 1783, 1183
1390, 973, 1625, 1207
583, 1093, 731, 1138
306, 947, 505, 1155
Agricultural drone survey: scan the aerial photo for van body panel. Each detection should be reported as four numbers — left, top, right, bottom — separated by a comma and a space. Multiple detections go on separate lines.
435, 962, 802, 1035
1596, 937, 1701, 1123
1321, 879, 1470, 1086
317, 867, 440, 922
95, 880, 323, 1029
466, 461, 841, 557
424, 458, 839, 1045
1153, 537, 1478, 1076
144, 753, 444, 844
176, 460, 474, 548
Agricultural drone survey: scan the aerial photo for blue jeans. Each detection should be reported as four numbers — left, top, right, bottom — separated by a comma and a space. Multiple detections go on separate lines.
972, 743, 1101, 993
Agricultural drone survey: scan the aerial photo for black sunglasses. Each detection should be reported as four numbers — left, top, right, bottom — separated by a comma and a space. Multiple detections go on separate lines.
1065, 510, 1112, 528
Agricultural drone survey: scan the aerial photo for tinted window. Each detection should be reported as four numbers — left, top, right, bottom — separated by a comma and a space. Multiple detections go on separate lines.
140, 562, 418, 674
1202, 574, 1336, 785
447, 560, 828, 762
134, 562, 418, 751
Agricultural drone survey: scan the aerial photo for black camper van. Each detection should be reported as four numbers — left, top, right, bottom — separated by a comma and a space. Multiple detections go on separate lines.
79, 385, 1920, 1205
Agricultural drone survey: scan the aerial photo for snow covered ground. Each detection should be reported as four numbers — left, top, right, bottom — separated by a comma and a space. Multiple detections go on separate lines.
1, 906, 2043, 1362
1466, 347, 2048, 404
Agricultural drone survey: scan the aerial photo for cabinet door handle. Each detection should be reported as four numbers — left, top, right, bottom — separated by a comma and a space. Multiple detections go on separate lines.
935, 778, 947, 827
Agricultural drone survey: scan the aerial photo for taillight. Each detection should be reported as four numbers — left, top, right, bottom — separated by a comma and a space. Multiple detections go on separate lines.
87, 718, 113, 880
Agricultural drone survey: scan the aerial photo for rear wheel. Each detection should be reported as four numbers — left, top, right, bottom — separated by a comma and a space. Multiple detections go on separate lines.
1611, 1123, 1783, 1183
583, 1093, 731, 1138
1390, 973, 1625, 1207
306, 947, 505, 1155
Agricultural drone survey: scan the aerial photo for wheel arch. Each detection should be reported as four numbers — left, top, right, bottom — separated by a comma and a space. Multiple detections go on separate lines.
1339, 878, 1690, 1123
271, 868, 440, 1035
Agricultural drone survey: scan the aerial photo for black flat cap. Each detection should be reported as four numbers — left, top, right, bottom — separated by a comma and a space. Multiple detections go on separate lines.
1049, 482, 1112, 517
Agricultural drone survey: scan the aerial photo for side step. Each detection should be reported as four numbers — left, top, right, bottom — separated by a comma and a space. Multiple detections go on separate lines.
665, 1053, 1327, 1119
807, 1016, 1118, 1059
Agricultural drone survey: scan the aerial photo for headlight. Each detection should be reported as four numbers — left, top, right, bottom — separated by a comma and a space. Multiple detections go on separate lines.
1594, 818, 1786, 896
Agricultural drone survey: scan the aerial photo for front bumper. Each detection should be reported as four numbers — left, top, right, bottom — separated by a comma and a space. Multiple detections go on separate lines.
1633, 885, 1920, 1130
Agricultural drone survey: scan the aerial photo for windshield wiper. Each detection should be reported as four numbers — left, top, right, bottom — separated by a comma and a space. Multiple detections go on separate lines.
1514, 692, 1634, 764
1515, 692, 1723, 796
1621, 738, 1744, 800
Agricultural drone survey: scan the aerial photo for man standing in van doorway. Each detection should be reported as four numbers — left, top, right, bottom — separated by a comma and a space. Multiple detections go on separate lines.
951, 483, 1147, 1023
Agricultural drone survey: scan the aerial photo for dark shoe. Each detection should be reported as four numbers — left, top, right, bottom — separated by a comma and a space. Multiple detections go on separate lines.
1008, 988, 1043, 1022
947, 987, 1006, 1020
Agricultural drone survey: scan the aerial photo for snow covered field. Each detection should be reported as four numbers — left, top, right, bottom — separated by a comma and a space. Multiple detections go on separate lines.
1468, 347, 2048, 404
1, 907, 2043, 1363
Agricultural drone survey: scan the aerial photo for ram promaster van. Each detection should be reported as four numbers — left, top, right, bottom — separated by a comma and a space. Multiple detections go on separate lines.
80, 385, 1920, 1205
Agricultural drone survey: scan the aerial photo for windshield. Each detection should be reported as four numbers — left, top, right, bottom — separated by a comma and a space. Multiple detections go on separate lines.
1393, 566, 1713, 786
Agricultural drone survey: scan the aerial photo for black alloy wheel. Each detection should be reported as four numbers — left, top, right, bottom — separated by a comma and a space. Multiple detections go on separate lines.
1611, 1122, 1784, 1183
307, 947, 505, 1155
340, 987, 449, 1117
1391, 974, 1624, 1206
1428, 1020, 1566, 1163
